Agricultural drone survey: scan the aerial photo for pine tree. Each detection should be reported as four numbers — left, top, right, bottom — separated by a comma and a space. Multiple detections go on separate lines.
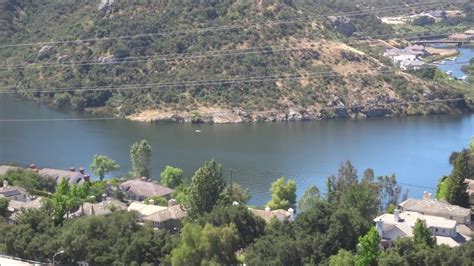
413, 219, 435, 247
130, 140, 152, 178
446, 150, 471, 208
187, 160, 225, 216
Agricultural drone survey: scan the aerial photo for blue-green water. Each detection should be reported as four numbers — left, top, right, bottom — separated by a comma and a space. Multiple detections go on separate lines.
0, 96, 473, 205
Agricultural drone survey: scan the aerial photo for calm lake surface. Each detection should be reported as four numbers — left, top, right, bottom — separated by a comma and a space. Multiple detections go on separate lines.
0, 96, 473, 205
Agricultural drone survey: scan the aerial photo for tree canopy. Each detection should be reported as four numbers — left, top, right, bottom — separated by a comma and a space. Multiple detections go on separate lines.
187, 160, 226, 217
160, 165, 184, 188
130, 139, 152, 178
267, 177, 297, 210
90, 155, 120, 181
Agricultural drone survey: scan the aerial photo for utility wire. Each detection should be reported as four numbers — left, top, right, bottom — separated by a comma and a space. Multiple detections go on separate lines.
0, 29, 466, 70
0, 62, 469, 94
0, 0, 460, 49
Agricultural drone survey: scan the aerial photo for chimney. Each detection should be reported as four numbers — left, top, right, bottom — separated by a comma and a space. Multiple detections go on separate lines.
3, 180, 8, 187
79, 167, 85, 175
70, 167, 76, 172
288, 208, 296, 221
83, 175, 90, 182
168, 199, 177, 207
423, 191, 431, 200
265, 206, 271, 212
375, 218, 384, 238
394, 208, 400, 222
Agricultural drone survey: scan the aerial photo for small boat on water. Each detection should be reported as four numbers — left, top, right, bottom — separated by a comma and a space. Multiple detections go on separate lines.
446, 70, 452, 76
440, 61, 445, 65
195, 129, 202, 133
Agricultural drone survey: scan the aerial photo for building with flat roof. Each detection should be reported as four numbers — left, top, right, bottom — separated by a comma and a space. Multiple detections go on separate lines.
128, 201, 168, 216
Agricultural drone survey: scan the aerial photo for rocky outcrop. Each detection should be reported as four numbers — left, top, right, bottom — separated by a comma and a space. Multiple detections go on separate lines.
98, 0, 115, 14
37, 46, 53, 59
97, 55, 117, 64
127, 97, 466, 124
56, 55, 70, 63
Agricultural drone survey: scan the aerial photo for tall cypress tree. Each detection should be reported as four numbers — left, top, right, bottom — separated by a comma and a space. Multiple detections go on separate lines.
446, 150, 471, 208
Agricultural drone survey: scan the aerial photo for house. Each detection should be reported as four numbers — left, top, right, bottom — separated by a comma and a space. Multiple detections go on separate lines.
404, 45, 428, 56
383, 48, 403, 58
449, 33, 474, 41
248, 207, 295, 223
6, 197, 43, 224
392, 54, 417, 65
374, 209, 470, 247
71, 197, 127, 217
0, 165, 19, 176
38, 167, 89, 185
399, 193, 471, 224
0, 181, 28, 202
120, 179, 174, 201
400, 59, 425, 70
128, 201, 168, 216
143, 202, 187, 231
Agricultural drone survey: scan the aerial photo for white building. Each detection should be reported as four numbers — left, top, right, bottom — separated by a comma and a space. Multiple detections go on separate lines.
374, 209, 471, 247
399, 193, 471, 225
400, 59, 425, 70
392, 54, 417, 65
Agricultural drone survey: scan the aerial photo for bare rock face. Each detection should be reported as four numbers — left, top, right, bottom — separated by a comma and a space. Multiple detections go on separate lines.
37, 46, 53, 59
98, 0, 115, 14
287, 108, 303, 121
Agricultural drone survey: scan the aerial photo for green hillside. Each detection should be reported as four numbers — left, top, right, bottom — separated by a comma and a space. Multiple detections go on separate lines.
0, 0, 472, 122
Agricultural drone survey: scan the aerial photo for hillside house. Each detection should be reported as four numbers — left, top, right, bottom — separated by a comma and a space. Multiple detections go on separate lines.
374, 209, 470, 247
399, 193, 471, 224
38, 167, 89, 185
128, 201, 168, 216
0, 181, 28, 202
248, 207, 295, 223
143, 201, 187, 231
400, 59, 425, 70
120, 179, 174, 201
6, 198, 43, 224
71, 196, 127, 217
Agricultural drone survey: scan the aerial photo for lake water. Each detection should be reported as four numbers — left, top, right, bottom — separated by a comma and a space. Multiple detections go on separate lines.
0, 96, 473, 205
436, 46, 473, 78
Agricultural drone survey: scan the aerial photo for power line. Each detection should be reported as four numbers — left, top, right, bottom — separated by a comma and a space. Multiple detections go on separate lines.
0, 62, 469, 94
0, 1, 459, 49
0, 29, 466, 70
